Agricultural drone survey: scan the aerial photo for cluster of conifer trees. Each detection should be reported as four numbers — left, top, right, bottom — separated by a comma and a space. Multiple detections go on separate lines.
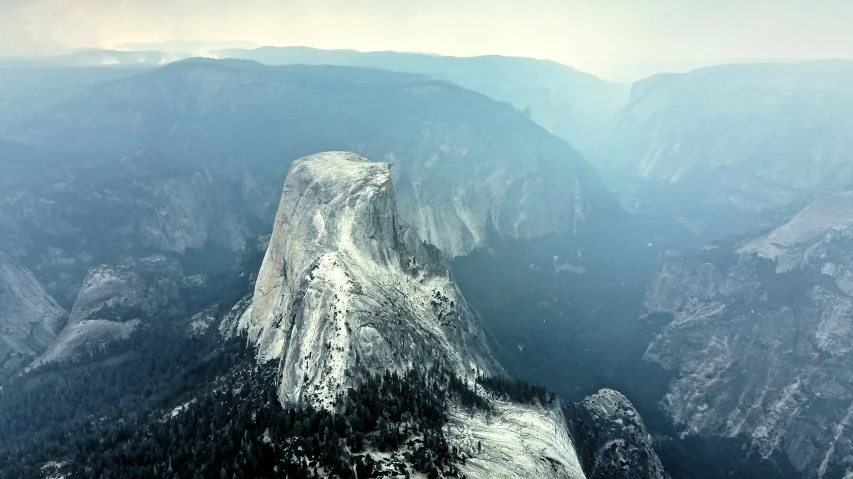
0, 243, 562, 479
60, 364, 492, 478
476, 374, 554, 405
0, 335, 251, 479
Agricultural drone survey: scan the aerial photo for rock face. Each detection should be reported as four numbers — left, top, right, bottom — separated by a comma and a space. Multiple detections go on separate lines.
6, 59, 615, 258
240, 151, 587, 478
0, 250, 66, 378
389, 124, 608, 257
246, 151, 500, 404
38, 261, 187, 364
447, 402, 587, 479
609, 60, 853, 232
0, 148, 246, 258
0, 147, 247, 302
568, 389, 670, 479
643, 191, 853, 476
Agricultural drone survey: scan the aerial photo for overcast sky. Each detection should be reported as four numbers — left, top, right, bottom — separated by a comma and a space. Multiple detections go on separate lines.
1, 0, 852, 78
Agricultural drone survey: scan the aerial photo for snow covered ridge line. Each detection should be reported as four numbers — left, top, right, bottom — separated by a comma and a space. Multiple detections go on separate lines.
236, 151, 589, 478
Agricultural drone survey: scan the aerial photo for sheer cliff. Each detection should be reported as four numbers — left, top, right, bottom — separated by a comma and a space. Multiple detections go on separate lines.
569, 389, 670, 479
236, 151, 589, 479
5, 59, 616, 258
644, 191, 853, 477
0, 250, 66, 379
609, 60, 853, 237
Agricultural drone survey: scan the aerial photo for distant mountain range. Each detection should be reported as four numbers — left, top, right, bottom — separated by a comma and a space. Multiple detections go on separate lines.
607, 60, 853, 238
1, 45, 628, 158
4, 58, 616, 258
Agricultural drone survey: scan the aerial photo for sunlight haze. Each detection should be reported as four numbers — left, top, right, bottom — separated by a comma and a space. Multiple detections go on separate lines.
1, 0, 851, 78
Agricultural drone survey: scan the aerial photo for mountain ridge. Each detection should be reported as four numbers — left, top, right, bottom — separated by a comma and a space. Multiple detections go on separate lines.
206, 45, 630, 155
4, 59, 616, 258
0, 249, 67, 380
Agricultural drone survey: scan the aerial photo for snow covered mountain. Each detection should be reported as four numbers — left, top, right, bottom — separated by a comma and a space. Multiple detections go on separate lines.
235, 151, 590, 478
643, 191, 853, 476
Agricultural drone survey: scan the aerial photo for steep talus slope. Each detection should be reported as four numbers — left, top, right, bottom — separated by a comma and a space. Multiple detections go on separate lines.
609, 60, 853, 233
239, 151, 587, 478
0, 250, 66, 378
644, 191, 853, 476
5, 59, 615, 257
568, 389, 670, 479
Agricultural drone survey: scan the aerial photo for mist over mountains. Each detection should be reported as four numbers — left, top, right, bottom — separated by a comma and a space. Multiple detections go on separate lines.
1, 44, 852, 479
607, 60, 853, 239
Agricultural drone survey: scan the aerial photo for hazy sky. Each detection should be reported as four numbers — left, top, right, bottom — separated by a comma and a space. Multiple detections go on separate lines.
1, 0, 852, 78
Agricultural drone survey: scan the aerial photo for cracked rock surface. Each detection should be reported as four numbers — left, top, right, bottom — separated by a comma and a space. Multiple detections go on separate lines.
568, 389, 670, 479
644, 191, 853, 477
0, 249, 66, 379
241, 151, 588, 478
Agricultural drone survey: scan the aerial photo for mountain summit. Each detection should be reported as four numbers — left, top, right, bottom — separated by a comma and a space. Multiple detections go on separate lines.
245, 151, 499, 405
237, 151, 588, 478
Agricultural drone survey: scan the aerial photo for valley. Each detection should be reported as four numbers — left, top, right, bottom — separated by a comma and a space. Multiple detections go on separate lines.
0, 44, 851, 479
